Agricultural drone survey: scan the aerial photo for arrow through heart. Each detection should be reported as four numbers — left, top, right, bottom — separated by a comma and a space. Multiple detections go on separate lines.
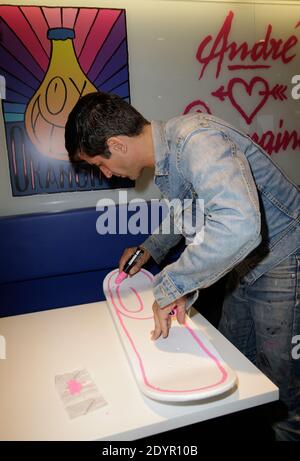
212, 77, 287, 124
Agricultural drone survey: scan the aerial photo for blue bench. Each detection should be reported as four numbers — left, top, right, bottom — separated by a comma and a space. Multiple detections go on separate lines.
0, 203, 183, 317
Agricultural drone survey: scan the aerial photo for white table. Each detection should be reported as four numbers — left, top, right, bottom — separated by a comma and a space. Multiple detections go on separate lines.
0, 302, 278, 441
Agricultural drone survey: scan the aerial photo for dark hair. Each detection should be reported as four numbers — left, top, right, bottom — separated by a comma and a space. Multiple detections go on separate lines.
65, 91, 149, 162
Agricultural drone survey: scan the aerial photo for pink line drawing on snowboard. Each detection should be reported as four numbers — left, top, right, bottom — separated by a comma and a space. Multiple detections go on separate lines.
103, 269, 237, 402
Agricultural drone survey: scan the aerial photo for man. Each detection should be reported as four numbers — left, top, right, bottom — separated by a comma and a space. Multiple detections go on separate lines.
65, 91, 299, 441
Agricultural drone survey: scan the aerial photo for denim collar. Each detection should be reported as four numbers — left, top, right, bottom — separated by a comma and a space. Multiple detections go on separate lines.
151, 120, 169, 176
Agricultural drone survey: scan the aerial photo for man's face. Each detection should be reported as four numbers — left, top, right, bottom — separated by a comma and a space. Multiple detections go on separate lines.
79, 136, 143, 180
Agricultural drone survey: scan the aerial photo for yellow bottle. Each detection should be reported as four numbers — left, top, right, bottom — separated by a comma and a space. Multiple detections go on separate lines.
25, 28, 97, 161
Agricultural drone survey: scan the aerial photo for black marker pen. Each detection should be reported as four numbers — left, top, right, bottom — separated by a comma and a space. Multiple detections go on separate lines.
115, 247, 144, 284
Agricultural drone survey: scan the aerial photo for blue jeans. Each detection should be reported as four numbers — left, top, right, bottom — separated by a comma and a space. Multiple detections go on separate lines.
219, 249, 300, 441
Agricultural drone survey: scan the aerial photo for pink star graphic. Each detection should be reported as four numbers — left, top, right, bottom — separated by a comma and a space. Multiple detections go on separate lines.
67, 379, 83, 395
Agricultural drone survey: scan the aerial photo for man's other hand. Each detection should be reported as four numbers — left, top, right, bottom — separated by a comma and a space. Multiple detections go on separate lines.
151, 296, 187, 340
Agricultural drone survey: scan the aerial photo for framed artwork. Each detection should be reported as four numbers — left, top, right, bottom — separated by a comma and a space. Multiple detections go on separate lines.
0, 5, 133, 196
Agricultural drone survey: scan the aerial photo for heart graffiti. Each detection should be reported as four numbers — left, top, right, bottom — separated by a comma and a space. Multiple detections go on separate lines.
183, 99, 212, 115
212, 77, 287, 124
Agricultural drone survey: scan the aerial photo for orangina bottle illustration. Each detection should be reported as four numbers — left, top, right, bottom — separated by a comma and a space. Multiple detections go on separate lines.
25, 28, 97, 160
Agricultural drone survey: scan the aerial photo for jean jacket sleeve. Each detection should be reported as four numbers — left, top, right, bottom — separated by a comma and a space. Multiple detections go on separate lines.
141, 206, 183, 264
152, 129, 262, 309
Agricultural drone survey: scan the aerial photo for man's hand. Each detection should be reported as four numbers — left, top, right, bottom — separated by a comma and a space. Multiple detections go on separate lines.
151, 296, 187, 340
118, 246, 151, 276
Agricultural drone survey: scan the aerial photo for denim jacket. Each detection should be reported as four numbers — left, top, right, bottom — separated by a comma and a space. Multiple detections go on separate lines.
142, 113, 300, 309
